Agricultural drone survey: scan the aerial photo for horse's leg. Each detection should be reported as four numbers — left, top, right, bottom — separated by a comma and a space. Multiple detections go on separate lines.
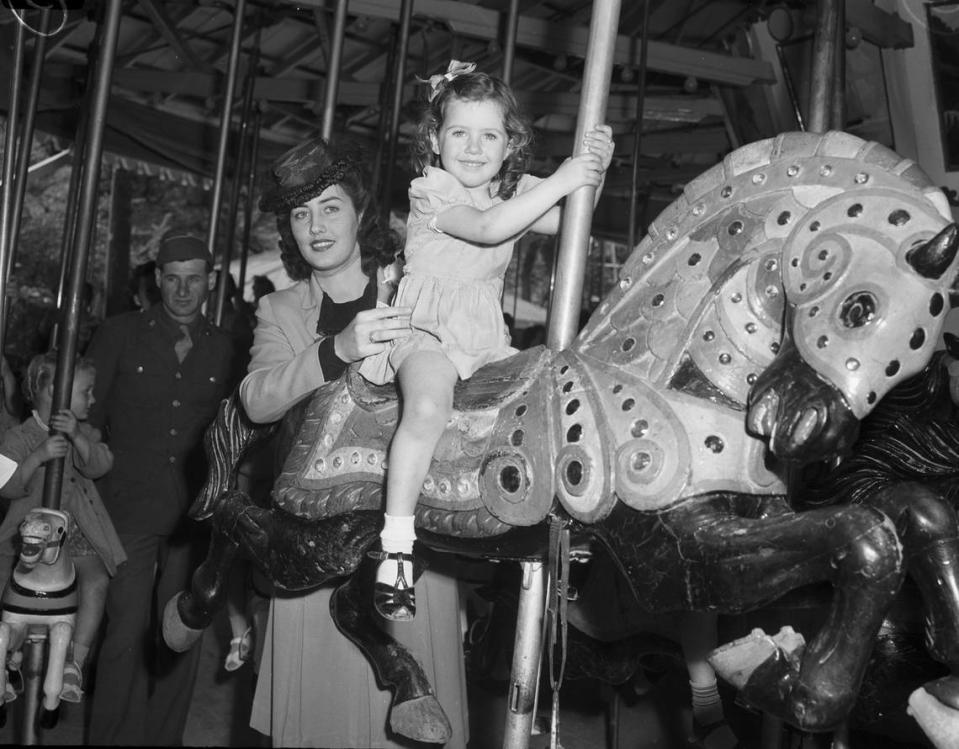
37, 621, 71, 728
866, 483, 959, 704
330, 555, 452, 744
599, 499, 903, 732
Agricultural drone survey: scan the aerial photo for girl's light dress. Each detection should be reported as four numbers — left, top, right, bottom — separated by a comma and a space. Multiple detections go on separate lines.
360, 166, 541, 384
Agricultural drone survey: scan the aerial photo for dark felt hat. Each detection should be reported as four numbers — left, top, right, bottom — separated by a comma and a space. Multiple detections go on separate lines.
259, 136, 361, 215
156, 230, 213, 268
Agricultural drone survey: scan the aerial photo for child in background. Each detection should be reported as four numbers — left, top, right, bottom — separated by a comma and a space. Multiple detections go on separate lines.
359, 60, 614, 621
0, 352, 126, 702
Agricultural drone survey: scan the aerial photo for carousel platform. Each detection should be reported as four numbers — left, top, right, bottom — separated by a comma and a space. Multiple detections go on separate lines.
0, 601, 700, 748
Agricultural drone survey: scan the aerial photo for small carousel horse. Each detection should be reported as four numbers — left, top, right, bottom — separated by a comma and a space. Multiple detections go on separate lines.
0, 508, 76, 729
165, 131, 959, 741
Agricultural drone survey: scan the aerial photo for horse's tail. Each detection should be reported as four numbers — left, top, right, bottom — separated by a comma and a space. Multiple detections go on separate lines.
190, 390, 278, 521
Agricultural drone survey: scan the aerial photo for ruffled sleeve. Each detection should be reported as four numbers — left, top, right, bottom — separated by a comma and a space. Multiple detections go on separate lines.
408, 167, 472, 223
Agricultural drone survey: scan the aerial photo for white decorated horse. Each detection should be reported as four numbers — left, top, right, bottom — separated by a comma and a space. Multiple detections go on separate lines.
0, 508, 76, 729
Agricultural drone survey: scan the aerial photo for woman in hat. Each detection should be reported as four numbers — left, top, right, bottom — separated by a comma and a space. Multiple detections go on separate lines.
241, 136, 469, 748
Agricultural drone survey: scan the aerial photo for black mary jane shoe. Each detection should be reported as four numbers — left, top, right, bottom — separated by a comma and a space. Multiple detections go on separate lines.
369, 550, 416, 622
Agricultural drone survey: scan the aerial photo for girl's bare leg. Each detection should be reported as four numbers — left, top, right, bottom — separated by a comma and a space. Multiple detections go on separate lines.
375, 351, 458, 620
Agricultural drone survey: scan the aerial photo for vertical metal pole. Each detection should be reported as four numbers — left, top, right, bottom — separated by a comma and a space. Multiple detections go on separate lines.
808, 0, 841, 133
235, 105, 261, 306
546, 0, 621, 351
380, 0, 413, 223
502, 561, 546, 749
21, 636, 44, 745
320, 0, 349, 141
9, 10, 51, 265
830, 0, 846, 131
214, 31, 259, 326
0, 20, 26, 351
774, 44, 806, 131
626, 0, 650, 252
501, 0, 520, 84
207, 0, 247, 296
43, 0, 123, 511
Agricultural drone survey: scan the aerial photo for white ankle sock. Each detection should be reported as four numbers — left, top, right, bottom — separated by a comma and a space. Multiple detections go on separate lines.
377, 514, 415, 585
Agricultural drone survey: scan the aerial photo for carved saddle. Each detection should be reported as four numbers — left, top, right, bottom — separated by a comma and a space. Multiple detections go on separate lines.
273, 346, 561, 538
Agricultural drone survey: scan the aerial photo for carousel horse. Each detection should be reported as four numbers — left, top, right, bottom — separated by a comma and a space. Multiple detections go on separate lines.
164, 131, 959, 742
0, 508, 76, 729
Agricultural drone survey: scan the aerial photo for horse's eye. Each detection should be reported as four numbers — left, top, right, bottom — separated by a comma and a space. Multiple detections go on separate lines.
839, 291, 877, 328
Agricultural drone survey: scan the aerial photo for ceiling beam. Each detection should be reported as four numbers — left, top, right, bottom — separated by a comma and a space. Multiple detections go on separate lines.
328, 0, 776, 86
846, 0, 913, 49
135, 0, 213, 72
103, 66, 722, 123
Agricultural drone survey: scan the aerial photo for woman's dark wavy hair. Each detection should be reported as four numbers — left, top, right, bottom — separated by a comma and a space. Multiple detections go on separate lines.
410, 71, 533, 200
267, 139, 398, 282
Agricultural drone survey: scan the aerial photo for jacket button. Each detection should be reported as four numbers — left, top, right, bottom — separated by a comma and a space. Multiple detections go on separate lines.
172, 400, 181, 407
169, 428, 178, 436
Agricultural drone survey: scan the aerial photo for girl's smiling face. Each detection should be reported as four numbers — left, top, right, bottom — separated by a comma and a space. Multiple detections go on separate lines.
430, 97, 511, 195
290, 184, 362, 276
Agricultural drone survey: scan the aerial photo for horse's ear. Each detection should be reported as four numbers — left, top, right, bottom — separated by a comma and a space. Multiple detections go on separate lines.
906, 223, 959, 280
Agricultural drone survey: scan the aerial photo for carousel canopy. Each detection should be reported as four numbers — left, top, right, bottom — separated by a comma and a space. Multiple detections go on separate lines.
0, 0, 914, 237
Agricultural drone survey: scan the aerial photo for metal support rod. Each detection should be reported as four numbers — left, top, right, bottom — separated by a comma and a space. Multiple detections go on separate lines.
214, 30, 259, 327
21, 635, 44, 745
502, 561, 546, 749
380, 0, 413, 223
626, 0, 650, 252
0, 20, 26, 351
206, 0, 247, 284
9, 11, 50, 260
235, 104, 262, 306
547, 0, 622, 351
320, 0, 349, 141
43, 0, 123, 512
9, 10, 51, 273
55, 45, 97, 314
808, 0, 841, 133
501, 0, 520, 85
775, 43, 806, 131
830, 0, 846, 131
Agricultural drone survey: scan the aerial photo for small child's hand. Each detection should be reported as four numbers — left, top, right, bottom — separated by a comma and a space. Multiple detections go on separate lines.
49, 409, 79, 440
583, 124, 614, 171
38, 434, 69, 463
554, 152, 606, 191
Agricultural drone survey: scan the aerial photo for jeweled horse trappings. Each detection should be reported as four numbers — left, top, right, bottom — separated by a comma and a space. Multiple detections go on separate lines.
0, 509, 77, 729
164, 131, 959, 741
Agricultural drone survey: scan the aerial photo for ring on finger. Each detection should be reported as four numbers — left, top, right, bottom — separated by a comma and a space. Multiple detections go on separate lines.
369, 332, 376, 344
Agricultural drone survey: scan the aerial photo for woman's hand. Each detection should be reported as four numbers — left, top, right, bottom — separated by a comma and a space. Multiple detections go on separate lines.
333, 306, 412, 363
49, 409, 79, 439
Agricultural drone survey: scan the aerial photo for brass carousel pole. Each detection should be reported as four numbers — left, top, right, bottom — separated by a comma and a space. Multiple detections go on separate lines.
0, 19, 26, 353
808, 0, 842, 133
504, 3, 621, 748
320, 0, 348, 142
626, 0, 650, 253
208, 0, 247, 326
379, 0, 413, 224
213, 27, 259, 326
235, 104, 261, 306
27, 2, 122, 744
9, 9, 51, 268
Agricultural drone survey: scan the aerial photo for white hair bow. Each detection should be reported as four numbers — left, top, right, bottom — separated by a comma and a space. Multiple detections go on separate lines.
426, 60, 477, 101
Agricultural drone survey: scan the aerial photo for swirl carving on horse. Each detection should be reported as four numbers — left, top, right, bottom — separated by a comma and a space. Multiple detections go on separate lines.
0, 509, 77, 729
164, 131, 959, 740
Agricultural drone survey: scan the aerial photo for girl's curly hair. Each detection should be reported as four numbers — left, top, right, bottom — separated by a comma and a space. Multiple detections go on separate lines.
410, 71, 533, 200
264, 138, 398, 281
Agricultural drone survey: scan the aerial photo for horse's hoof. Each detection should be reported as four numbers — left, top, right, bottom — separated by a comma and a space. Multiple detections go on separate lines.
708, 626, 805, 690
390, 694, 452, 744
162, 592, 205, 653
924, 674, 959, 710
38, 704, 59, 730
